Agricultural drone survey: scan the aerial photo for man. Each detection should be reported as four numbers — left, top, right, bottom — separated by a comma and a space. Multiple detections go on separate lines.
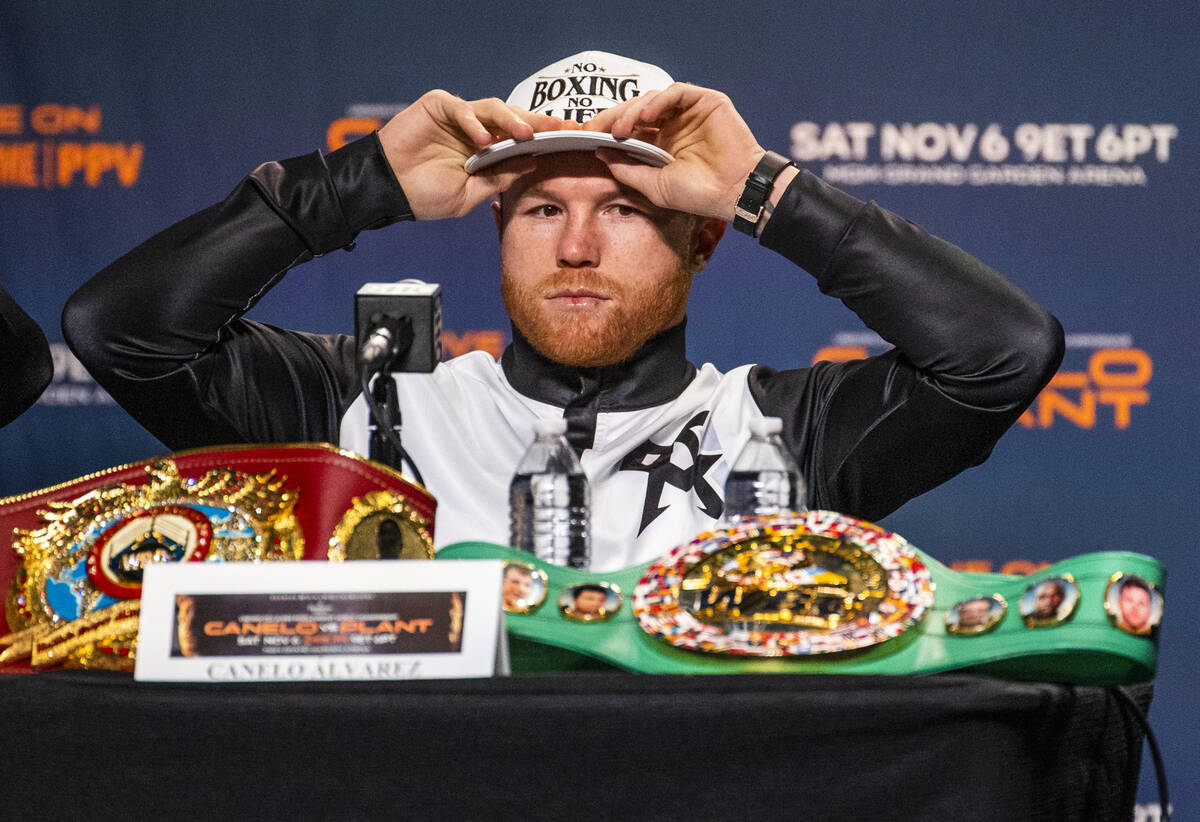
1116, 577, 1154, 635
955, 597, 996, 631
1030, 579, 1065, 621
564, 584, 609, 619
501, 563, 535, 612
63, 52, 1063, 572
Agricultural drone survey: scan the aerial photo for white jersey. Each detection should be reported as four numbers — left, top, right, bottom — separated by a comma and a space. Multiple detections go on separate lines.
341, 351, 761, 572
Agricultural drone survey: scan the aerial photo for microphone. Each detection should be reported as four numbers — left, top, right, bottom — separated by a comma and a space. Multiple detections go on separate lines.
354, 280, 442, 373
357, 313, 413, 372
354, 280, 442, 483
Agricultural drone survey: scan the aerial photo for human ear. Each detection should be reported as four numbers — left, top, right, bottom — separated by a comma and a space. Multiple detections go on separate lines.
689, 218, 726, 273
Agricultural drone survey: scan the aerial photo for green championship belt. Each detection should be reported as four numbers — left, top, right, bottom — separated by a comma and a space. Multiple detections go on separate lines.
440, 511, 1163, 686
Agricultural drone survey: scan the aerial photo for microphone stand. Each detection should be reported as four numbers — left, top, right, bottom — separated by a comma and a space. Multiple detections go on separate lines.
368, 366, 403, 470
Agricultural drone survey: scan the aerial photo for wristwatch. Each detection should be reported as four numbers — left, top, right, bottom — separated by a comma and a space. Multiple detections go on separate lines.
732, 150, 793, 236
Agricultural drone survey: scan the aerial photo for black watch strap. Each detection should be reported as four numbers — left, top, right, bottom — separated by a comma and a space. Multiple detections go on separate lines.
732, 150, 793, 236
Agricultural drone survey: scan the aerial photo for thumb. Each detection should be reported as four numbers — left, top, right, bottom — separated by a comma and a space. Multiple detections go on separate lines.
475, 155, 538, 194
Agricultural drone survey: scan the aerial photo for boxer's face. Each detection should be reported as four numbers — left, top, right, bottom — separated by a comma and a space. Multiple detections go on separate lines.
958, 599, 992, 628
502, 567, 533, 607
1119, 585, 1151, 631
572, 589, 607, 615
496, 153, 714, 367
1034, 583, 1063, 617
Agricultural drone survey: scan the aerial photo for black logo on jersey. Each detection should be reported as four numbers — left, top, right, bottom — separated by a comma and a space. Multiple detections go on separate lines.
618, 411, 722, 535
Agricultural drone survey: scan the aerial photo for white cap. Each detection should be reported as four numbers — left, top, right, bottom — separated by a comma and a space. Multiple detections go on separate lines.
464, 50, 676, 174
749, 417, 783, 437
534, 417, 569, 437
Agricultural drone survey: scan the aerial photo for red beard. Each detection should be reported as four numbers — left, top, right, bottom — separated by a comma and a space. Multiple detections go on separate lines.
501, 265, 692, 367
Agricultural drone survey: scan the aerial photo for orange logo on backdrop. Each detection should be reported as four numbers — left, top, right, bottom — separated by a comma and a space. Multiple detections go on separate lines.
442, 330, 505, 360
0, 104, 143, 188
326, 104, 408, 151
327, 117, 384, 152
812, 344, 1152, 430
949, 559, 1050, 575
1016, 347, 1150, 430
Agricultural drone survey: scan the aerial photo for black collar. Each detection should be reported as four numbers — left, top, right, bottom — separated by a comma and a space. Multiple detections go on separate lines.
501, 320, 696, 412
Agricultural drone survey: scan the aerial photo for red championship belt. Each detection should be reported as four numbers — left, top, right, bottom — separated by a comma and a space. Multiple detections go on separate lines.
0, 443, 435, 672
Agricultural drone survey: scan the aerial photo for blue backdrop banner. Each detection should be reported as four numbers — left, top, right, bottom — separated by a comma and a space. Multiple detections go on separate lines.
2, 4, 1195, 817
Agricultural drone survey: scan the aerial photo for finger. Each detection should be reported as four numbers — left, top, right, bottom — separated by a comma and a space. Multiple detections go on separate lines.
634, 83, 705, 126
469, 97, 537, 141
438, 97, 497, 148
583, 100, 632, 134
583, 93, 658, 139
609, 92, 661, 139
509, 106, 574, 133
594, 148, 667, 207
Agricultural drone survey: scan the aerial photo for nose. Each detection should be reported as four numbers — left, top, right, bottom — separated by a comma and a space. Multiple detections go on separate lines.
556, 212, 601, 269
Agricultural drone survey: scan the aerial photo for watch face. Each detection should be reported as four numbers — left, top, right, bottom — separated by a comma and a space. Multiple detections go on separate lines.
734, 152, 793, 234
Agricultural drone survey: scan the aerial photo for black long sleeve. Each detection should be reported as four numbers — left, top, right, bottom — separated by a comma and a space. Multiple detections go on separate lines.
0, 285, 54, 428
753, 170, 1064, 519
62, 134, 412, 449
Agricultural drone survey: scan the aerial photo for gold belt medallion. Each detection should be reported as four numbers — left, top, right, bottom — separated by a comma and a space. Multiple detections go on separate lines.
327, 490, 433, 561
634, 511, 934, 656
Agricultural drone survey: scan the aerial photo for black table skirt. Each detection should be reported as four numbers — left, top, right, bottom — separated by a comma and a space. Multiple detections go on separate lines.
0, 670, 1150, 821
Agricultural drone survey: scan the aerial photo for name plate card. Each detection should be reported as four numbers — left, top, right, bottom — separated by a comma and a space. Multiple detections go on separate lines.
135, 560, 506, 682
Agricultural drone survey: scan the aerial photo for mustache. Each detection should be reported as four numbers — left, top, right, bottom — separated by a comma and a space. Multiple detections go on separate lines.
540, 269, 622, 297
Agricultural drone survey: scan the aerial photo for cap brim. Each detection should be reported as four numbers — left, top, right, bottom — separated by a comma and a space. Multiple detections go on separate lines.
464, 131, 673, 174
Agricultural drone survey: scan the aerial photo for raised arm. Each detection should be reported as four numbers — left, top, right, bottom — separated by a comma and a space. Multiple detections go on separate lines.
753, 168, 1063, 518
62, 93, 564, 450
61, 134, 406, 449
588, 83, 1064, 519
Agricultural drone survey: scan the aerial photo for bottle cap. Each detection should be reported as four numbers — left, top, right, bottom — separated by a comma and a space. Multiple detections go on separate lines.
534, 417, 569, 437
749, 417, 783, 437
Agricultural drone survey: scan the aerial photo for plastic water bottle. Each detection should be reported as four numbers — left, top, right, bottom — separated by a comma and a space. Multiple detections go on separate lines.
509, 418, 591, 568
723, 417, 807, 520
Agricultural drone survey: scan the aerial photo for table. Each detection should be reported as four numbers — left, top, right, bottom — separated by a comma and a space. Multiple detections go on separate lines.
0, 670, 1151, 821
